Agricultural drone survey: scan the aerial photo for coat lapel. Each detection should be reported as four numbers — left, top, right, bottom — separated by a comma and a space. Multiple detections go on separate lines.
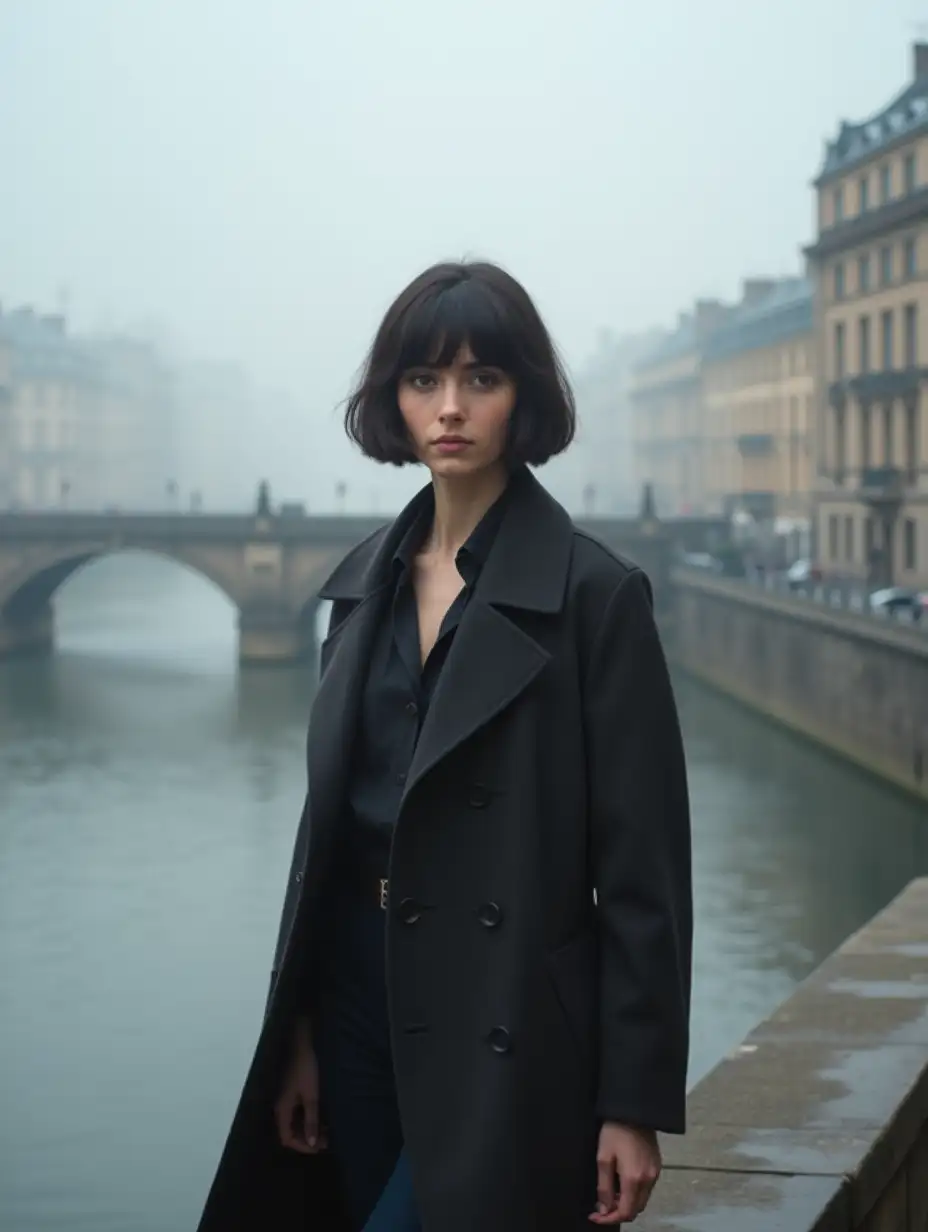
307, 466, 576, 824
404, 599, 550, 797
404, 466, 574, 800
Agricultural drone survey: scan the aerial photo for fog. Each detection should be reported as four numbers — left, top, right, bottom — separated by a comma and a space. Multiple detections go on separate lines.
0, 0, 918, 512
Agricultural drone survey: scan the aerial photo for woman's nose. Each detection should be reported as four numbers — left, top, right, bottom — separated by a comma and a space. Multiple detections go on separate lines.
438, 380, 465, 419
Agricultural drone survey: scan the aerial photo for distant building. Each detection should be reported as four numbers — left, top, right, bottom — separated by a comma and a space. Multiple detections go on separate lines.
81, 336, 178, 510
0, 307, 96, 510
548, 330, 662, 515
806, 42, 928, 587
629, 300, 730, 516
702, 277, 815, 528
170, 359, 258, 511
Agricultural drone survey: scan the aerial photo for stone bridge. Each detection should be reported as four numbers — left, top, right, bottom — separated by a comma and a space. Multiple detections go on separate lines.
0, 505, 672, 663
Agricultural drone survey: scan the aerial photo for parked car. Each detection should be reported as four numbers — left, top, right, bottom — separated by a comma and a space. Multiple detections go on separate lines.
681, 551, 724, 573
869, 587, 925, 622
786, 559, 822, 590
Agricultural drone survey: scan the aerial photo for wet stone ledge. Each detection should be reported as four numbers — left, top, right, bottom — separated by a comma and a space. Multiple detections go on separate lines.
640, 877, 928, 1231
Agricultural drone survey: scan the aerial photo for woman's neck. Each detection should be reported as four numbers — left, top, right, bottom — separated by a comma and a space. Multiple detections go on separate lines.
424, 464, 510, 559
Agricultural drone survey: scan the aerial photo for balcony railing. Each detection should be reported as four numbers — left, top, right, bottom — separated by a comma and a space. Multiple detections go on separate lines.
858, 465, 904, 505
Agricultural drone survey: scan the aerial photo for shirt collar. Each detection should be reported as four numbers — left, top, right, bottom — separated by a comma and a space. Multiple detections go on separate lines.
391, 482, 511, 588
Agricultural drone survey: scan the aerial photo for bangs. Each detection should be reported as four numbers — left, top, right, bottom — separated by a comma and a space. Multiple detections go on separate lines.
394, 278, 521, 374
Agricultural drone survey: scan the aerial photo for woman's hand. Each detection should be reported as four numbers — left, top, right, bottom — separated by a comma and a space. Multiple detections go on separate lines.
274, 1017, 328, 1154
589, 1122, 661, 1224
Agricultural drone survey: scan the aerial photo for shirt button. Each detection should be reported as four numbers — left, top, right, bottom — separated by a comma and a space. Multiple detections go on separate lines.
468, 785, 491, 809
396, 772, 407, 786
405, 701, 418, 716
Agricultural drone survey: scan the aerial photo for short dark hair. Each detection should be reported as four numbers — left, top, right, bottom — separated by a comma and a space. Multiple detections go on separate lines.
344, 261, 576, 466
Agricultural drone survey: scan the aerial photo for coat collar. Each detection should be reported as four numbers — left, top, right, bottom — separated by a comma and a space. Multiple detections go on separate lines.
318, 465, 573, 614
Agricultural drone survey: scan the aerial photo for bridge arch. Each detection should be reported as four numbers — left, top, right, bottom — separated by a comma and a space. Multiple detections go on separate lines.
0, 544, 244, 624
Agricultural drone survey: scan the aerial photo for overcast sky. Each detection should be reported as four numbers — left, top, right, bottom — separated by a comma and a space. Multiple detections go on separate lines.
0, 0, 923, 508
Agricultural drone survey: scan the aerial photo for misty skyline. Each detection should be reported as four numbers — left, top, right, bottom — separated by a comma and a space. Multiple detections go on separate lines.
1, 0, 923, 509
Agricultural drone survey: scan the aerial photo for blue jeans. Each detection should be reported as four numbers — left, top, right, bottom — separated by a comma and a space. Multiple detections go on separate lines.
314, 892, 422, 1232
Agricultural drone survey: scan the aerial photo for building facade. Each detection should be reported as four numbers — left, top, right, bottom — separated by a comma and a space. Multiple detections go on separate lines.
808, 43, 928, 588
0, 308, 95, 510
629, 300, 729, 516
702, 278, 815, 530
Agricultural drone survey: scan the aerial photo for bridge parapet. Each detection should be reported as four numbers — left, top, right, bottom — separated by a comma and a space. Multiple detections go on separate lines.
0, 507, 674, 663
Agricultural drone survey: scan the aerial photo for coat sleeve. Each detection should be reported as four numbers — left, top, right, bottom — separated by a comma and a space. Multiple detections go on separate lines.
584, 567, 692, 1134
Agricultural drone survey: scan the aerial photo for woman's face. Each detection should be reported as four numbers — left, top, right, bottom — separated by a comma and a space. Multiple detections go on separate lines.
397, 344, 516, 479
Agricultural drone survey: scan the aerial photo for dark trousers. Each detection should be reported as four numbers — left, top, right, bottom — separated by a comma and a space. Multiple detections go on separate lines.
314, 892, 421, 1232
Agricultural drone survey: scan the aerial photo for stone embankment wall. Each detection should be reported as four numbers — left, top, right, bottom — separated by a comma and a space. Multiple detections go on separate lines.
671, 570, 928, 802
641, 877, 928, 1230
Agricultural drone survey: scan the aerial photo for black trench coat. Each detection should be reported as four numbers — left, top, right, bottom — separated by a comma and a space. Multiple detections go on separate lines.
197, 466, 692, 1232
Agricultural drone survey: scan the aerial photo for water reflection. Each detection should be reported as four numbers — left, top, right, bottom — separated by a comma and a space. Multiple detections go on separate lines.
0, 553, 925, 1231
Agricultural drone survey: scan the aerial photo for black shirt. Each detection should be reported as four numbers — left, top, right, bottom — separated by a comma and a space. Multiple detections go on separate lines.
338, 486, 509, 880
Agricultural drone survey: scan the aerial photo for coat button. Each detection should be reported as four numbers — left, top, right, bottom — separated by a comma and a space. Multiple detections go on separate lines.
487, 1026, 512, 1054
397, 897, 423, 925
293, 871, 303, 884
468, 784, 491, 809
477, 901, 503, 929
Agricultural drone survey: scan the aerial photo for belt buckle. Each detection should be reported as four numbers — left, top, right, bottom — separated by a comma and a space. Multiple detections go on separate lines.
379, 878, 389, 911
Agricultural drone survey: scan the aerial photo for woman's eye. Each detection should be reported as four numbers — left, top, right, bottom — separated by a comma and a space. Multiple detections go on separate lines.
472, 370, 501, 389
408, 372, 436, 390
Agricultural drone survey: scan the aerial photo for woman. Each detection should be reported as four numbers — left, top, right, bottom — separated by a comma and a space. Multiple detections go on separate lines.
198, 261, 692, 1232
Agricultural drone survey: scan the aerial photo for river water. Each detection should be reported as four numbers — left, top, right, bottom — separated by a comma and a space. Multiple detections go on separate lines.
1, 553, 926, 1232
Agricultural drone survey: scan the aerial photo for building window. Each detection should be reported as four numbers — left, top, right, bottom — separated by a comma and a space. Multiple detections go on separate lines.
860, 402, 871, 467
834, 321, 846, 378
880, 245, 893, 286
881, 310, 894, 370
834, 262, 846, 300
858, 175, 870, 212
844, 514, 855, 561
829, 514, 839, 560
865, 515, 875, 561
905, 396, 919, 482
880, 163, 892, 203
904, 236, 918, 278
857, 253, 871, 293
858, 315, 871, 373
905, 151, 917, 193
835, 404, 847, 481
904, 303, 918, 366
904, 518, 917, 571
882, 403, 893, 463
833, 185, 844, 223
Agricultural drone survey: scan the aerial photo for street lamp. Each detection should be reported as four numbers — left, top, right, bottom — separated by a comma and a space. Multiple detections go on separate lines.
335, 480, 347, 513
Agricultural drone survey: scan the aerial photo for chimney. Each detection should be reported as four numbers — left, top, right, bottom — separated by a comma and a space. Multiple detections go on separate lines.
694, 298, 729, 340
914, 42, 928, 79
741, 278, 777, 307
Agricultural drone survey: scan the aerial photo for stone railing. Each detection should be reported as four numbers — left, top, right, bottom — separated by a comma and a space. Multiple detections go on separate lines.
641, 877, 928, 1230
